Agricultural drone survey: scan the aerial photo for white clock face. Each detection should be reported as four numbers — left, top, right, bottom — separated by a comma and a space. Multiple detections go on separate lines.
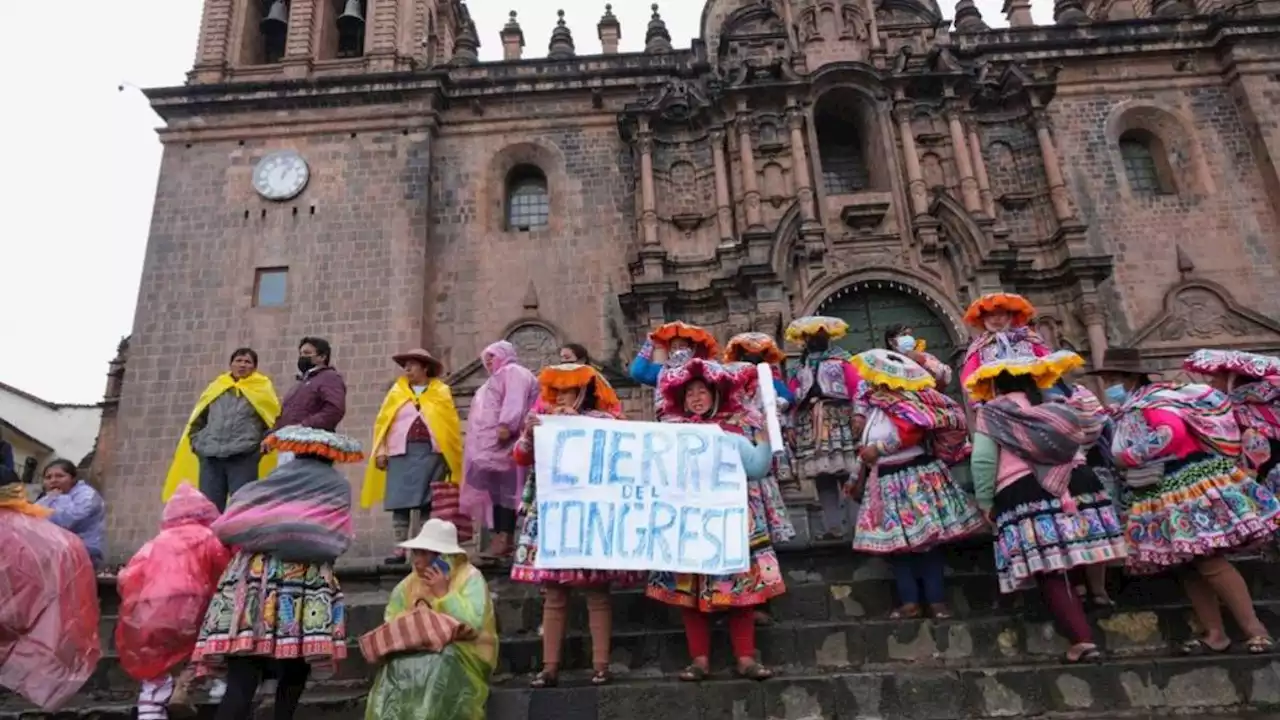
253, 151, 309, 201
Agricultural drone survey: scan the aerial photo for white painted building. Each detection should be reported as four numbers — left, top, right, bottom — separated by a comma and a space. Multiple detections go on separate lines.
0, 381, 101, 487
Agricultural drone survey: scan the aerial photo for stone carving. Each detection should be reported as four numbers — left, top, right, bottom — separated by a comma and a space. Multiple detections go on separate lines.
506, 324, 560, 369
1157, 288, 1251, 341
841, 3, 869, 40
798, 8, 820, 43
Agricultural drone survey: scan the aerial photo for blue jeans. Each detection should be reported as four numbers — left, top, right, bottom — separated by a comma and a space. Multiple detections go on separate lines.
890, 549, 946, 605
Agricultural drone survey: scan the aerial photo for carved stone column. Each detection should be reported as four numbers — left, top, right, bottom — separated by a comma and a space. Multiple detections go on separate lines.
945, 95, 983, 214
638, 118, 660, 247
1031, 104, 1074, 223
786, 101, 817, 224
711, 128, 736, 246
282, 0, 315, 78
736, 101, 765, 230
894, 96, 929, 216
1081, 299, 1109, 369
865, 0, 882, 52
966, 116, 995, 218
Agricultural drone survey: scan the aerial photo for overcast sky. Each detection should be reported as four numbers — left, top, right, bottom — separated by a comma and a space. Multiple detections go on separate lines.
1, 0, 1048, 405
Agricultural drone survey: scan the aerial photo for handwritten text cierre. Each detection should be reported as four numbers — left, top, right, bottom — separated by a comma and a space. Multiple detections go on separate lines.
532, 415, 751, 574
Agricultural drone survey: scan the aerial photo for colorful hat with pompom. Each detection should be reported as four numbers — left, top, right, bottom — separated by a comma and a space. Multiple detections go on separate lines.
963, 293, 1036, 330
264, 426, 365, 464
648, 321, 719, 359
723, 332, 786, 365
536, 363, 621, 415
851, 349, 936, 392
784, 316, 849, 345
964, 350, 1084, 402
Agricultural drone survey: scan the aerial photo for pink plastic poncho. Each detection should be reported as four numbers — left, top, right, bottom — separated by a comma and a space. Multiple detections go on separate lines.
461, 341, 538, 526
0, 509, 102, 710
115, 484, 231, 682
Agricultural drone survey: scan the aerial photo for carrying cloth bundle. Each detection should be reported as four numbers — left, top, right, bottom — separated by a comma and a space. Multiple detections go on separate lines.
212, 426, 363, 563
359, 604, 479, 664
975, 395, 1104, 498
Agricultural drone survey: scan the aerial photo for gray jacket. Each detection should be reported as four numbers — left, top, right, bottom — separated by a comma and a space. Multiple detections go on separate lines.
191, 390, 267, 458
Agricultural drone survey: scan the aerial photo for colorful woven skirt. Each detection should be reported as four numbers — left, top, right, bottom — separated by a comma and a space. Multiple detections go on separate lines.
646, 476, 787, 611
1124, 453, 1280, 575
793, 399, 860, 478
510, 469, 646, 588
992, 466, 1127, 594
192, 552, 346, 679
853, 455, 986, 555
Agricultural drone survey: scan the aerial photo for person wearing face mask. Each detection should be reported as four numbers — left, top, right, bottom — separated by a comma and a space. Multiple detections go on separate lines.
1183, 349, 1280, 495
628, 321, 720, 418
1086, 347, 1279, 655
271, 338, 348, 465
884, 324, 952, 389
959, 293, 1057, 407
163, 347, 280, 511
646, 359, 783, 682
362, 348, 464, 565
510, 363, 642, 689
784, 316, 864, 541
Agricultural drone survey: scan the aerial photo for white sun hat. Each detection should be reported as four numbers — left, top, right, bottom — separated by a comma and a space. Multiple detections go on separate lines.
398, 518, 465, 555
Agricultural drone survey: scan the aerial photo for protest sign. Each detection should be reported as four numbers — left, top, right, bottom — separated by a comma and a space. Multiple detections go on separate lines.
532, 414, 750, 574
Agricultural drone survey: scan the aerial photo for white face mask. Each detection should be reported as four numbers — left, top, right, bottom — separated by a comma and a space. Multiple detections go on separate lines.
894, 335, 916, 354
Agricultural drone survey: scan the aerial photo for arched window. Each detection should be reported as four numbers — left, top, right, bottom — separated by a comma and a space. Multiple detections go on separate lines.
1119, 130, 1174, 195
815, 95, 870, 195
506, 165, 549, 231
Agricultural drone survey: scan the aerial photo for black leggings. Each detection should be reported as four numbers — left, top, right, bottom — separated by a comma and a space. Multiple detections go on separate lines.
214, 657, 310, 720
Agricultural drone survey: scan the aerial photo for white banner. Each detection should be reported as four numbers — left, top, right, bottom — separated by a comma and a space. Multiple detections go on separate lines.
532, 414, 750, 574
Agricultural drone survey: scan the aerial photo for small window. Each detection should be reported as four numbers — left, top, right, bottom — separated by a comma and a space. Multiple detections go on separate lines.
816, 112, 870, 194
1119, 131, 1174, 196
506, 166, 549, 231
254, 267, 288, 307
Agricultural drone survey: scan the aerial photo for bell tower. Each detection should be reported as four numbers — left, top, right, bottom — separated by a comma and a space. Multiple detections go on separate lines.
189, 0, 458, 83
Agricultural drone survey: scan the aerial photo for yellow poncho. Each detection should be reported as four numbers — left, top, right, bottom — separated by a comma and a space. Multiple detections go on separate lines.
361, 377, 464, 509
162, 372, 281, 501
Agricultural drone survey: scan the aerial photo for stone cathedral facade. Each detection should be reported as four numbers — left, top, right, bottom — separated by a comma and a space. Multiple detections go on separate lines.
99, 0, 1280, 561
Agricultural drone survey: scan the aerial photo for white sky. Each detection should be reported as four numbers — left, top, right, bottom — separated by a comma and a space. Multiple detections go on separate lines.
0, 0, 1048, 405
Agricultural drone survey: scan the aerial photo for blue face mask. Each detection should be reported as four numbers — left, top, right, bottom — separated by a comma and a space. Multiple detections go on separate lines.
894, 335, 916, 354
1104, 383, 1129, 406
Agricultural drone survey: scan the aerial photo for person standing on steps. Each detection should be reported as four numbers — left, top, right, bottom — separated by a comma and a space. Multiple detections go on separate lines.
511, 363, 644, 689
1183, 349, 1280, 495
628, 320, 720, 418
163, 347, 280, 511
1089, 347, 1278, 655
463, 341, 538, 565
785, 316, 863, 541
969, 352, 1128, 664
646, 359, 783, 682
846, 349, 983, 620
271, 337, 347, 464
362, 348, 463, 565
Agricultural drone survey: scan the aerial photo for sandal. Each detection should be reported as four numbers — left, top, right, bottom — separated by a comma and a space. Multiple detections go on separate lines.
735, 662, 774, 681
889, 604, 923, 620
928, 603, 954, 620
530, 670, 559, 689
1087, 595, 1117, 611
679, 664, 710, 683
1065, 644, 1102, 664
591, 669, 613, 686
1246, 636, 1276, 654
1180, 637, 1231, 655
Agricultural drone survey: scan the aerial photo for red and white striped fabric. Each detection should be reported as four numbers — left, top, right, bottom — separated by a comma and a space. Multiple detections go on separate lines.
428, 482, 474, 543
358, 605, 477, 664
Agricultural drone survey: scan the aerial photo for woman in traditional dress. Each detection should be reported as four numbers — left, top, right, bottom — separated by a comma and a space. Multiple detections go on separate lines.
959, 293, 1058, 405
969, 352, 1127, 662
629, 321, 719, 417
884, 323, 952, 388
362, 348, 464, 564
785, 316, 863, 540
1183, 349, 1280, 494
463, 341, 538, 563
847, 349, 984, 619
511, 364, 643, 688
363, 519, 497, 720
1089, 347, 1278, 654
646, 359, 783, 681
195, 426, 361, 720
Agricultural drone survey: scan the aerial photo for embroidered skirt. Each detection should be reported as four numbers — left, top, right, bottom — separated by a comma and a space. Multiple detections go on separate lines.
992, 465, 1127, 594
510, 469, 646, 588
646, 476, 787, 611
853, 455, 986, 555
1124, 453, 1280, 575
793, 399, 860, 478
192, 552, 346, 679
758, 470, 796, 544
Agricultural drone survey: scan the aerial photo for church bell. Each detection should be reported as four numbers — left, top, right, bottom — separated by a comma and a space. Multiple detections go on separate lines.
261, 0, 289, 31
337, 0, 365, 28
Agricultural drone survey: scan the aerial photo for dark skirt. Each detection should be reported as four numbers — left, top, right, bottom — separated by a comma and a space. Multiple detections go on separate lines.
384, 441, 446, 511
992, 465, 1127, 594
